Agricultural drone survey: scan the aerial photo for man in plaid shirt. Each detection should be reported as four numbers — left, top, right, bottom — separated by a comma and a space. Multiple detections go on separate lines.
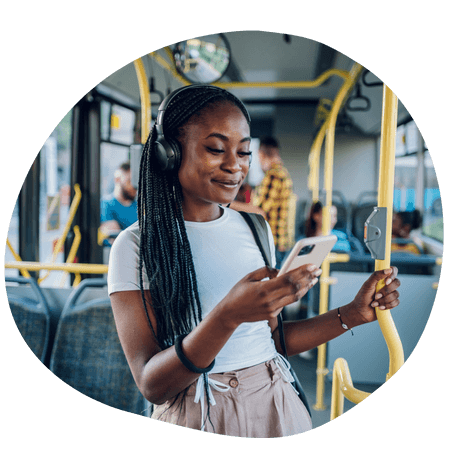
253, 137, 293, 268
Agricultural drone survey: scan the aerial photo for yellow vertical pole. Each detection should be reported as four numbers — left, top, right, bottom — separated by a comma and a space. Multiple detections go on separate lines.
133, 58, 151, 144
308, 121, 328, 203
374, 85, 404, 379
314, 63, 363, 411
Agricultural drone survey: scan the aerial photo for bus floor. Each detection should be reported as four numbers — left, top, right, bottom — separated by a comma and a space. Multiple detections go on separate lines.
290, 350, 381, 429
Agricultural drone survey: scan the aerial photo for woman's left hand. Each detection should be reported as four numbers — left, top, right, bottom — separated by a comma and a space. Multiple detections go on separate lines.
345, 267, 401, 325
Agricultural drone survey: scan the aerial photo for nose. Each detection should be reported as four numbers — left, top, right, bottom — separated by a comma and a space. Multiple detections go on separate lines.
221, 152, 242, 173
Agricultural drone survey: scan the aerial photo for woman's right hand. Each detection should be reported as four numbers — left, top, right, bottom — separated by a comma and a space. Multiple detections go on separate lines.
218, 264, 321, 329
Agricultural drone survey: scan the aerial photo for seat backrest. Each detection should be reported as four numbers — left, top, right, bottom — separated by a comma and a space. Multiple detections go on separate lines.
49, 279, 146, 415
6, 277, 51, 364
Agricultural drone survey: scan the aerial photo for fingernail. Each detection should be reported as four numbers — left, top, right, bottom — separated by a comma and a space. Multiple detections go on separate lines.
375, 293, 382, 300
371, 302, 379, 308
384, 268, 392, 274
386, 278, 392, 285
379, 305, 386, 310
314, 269, 322, 277
311, 278, 318, 286
307, 265, 318, 272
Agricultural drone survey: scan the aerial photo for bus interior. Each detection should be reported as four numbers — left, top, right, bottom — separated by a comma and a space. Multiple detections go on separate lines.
3, 30, 443, 432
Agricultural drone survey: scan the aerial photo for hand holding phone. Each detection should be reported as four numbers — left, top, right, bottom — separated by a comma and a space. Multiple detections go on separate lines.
278, 234, 337, 276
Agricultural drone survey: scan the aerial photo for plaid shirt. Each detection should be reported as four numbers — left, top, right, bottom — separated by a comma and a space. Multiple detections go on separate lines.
253, 162, 293, 252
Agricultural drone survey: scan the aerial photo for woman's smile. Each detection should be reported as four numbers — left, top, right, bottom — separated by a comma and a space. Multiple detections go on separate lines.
211, 178, 241, 189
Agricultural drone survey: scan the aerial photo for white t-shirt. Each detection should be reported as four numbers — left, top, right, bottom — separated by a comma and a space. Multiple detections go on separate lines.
108, 207, 278, 373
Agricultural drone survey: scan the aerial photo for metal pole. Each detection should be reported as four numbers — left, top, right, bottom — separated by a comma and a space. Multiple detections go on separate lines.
374, 85, 404, 379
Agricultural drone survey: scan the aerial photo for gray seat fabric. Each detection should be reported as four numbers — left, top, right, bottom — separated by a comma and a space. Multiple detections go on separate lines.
6, 277, 51, 364
49, 279, 146, 416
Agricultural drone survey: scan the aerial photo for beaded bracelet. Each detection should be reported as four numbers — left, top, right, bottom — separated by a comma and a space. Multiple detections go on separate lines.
337, 307, 354, 336
174, 334, 216, 373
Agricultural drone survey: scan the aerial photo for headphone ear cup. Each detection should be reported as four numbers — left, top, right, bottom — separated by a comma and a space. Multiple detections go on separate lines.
153, 136, 171, 171
153, 135, 181, 172
165, 137, 182, 171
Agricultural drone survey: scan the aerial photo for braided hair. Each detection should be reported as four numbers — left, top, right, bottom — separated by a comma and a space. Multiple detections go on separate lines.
138, 86, 251, 350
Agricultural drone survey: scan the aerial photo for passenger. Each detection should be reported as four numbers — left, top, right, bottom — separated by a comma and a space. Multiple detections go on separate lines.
107, 85, 401, 438
391, 210, 423, 254
252, 136, 293, 268
100, 162, 137, 245
305, 201, 351, 253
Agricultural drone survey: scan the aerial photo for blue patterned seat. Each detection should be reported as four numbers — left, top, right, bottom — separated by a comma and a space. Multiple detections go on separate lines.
6, 276, 51, 364
49, 278, 147, 416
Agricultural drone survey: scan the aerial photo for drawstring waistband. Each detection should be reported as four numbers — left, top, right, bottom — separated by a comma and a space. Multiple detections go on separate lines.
193, 354, 298, 430
273, 354, 299, 395
194, 374, 230, 431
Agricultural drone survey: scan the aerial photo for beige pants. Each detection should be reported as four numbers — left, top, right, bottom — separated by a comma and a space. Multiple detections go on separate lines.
151, 358, 312, 438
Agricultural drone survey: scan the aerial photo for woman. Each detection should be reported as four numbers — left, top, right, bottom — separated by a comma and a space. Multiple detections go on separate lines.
305, 201, 351, 253
108, 85, 400, 437
391, 210, 423, 254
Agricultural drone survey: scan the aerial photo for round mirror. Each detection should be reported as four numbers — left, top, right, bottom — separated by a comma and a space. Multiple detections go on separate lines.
172, 34, 231, 84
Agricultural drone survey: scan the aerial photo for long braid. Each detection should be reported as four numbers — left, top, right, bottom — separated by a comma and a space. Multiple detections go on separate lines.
139, 87, 250, 349
138, 86, 250, 429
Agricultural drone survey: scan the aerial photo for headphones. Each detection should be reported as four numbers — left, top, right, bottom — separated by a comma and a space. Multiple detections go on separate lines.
153, 84, 250, 172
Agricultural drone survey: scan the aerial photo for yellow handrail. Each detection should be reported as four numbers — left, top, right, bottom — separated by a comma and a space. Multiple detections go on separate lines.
330, 85, 404, 420
5, 261, 108, 274
374, 86, 404, 379
6, 238, 31, 278
38, 184, 82, 284
330, 358, 371, 420
59, 225, 82, 287
133, 57, 152, 144
213, 69, 349, 89
314, 62, 364, 411
308, 121, 328, 203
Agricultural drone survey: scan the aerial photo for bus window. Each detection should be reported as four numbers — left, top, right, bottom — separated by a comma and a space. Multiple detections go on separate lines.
423, 150, 442, 242
38, 111, 73, 287
101, 100, 137, 146
99, 100, 138, 263
393, 119, 442, 245
5, 200, 19, 278
394, 154, 417, 212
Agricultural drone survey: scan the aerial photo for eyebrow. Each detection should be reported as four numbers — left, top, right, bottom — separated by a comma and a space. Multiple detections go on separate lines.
205, 132, 251, 143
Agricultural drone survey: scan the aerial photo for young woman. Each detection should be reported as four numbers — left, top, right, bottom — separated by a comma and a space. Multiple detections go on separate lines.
108, 85, 401, 437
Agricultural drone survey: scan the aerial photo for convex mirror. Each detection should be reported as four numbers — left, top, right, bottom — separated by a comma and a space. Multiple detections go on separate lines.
172, 34, 231, 84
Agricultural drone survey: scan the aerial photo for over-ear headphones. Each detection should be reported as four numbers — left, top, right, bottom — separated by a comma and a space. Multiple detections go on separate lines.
153, 84, 250, 172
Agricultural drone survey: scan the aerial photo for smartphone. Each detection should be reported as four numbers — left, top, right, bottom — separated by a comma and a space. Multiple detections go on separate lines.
277, 234, 338, 276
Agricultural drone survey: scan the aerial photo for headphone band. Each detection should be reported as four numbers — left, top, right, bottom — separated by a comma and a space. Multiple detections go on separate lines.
153, 84, 250, 172
156, 84, 250, 133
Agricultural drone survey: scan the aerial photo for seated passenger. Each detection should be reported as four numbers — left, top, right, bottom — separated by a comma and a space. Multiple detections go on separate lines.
391, 210, 423, 254
305, 201, 351, 253
100, 162, 138, 245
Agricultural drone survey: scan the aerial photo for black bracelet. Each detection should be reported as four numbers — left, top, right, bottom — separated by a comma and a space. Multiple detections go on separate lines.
174, 334, 215, 373
337, 307, 354, 336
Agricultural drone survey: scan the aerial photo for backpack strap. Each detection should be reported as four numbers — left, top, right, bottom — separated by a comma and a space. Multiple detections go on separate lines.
238, 210, 312, 418
238, 211, 272, 267
238, 211, 288, 357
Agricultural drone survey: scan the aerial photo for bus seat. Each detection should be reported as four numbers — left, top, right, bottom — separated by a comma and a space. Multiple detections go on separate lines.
390, 252, 435, 275
6, 276, 51, 365
49, 278, 147, 416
